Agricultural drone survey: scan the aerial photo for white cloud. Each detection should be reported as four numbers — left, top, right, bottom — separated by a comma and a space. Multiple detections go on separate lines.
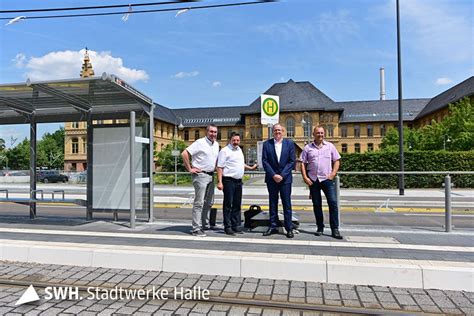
13, 49, 149, 83
436, 77, 453, 85
13, 53, 26, 68
172, 71, 199, 79
211, 81, 221, 87
256, 10, 359, 45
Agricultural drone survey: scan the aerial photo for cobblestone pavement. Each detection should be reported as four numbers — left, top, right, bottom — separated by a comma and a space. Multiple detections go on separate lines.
0, 261, 473, 315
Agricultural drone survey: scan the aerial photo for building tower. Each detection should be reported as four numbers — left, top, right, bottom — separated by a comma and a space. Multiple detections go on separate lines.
80, 48, 95, 78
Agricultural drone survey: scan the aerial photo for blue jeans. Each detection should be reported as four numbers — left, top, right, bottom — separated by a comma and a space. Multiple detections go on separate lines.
309, 179, 339, 229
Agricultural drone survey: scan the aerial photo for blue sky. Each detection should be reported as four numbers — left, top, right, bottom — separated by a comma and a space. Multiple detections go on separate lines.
0, 0, 472, 146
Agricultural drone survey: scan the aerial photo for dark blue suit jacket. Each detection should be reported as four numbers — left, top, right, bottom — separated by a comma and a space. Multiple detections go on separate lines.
262, 138, 296, 184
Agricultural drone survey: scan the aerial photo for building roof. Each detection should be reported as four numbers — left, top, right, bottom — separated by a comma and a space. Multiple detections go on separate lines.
242, 79, 336, 114
173, 106, 247, 128
416, 76, 474, 120
337, 98, 430, 123
153, 102, 177, 125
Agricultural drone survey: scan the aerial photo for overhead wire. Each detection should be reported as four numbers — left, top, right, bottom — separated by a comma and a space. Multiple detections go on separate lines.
0, 1, 198, 14
0, 1, 274, 21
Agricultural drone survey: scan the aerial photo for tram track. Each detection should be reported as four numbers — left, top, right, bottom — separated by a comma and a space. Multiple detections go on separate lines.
0, 278, 419, 315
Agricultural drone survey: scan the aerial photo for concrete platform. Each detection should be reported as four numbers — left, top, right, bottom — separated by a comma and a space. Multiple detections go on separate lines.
0, 219, 472, 292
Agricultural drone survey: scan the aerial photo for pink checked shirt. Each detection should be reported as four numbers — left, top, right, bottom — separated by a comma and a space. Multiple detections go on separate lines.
299, 140, 341, 182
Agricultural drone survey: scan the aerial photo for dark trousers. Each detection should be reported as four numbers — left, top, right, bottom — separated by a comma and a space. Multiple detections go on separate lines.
222, 177, 243, 230
266, 181, 293, 231
309, 179, 339, 229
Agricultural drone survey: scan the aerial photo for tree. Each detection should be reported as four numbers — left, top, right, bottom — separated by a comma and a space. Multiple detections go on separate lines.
0, 138, 5, 151
155, 140, 187, 172
37, 128, 65, 169
6, 138, 30, 170
381, 97, 474, 152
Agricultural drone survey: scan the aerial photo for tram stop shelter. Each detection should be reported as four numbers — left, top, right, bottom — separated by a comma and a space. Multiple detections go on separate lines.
0, 73, 155, 228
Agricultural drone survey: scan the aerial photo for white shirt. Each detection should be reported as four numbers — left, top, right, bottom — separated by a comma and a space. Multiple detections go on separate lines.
274, 138, 283, 162
217, 144, 245, 179
186, 137, 219, 172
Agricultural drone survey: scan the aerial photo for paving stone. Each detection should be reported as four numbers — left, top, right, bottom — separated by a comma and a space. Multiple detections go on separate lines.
220, 291, 237, 298
401, 305, 422, 312
275, 280, 289, 286
257, 285, 273, 296
324, 290, 341, 301
241, 282, 258, 292
237, 291, 254, 299
191, 302, 213, 313
413, 294, 435, 306
244, 278, 259, 283
343, 299, 362, 307
322, 283, 338, 290
259, 279, 274, 286
380, 302, 402, 310
432, 295, 456, 308
161, 300, 183, 311
408, 288, 426, 295
86, 304, 109, 312
449, 295, 473, 307
229, 277, 244, 283
54, 300, 76, 309
208, 311, 226, 316
135, 276, 155, 285
97, 309, 117, 316
215, 275, 230, 281
223, 283, 240, 293
420, 305, 442, 313
199, 275, 215, 281
62, 305, 88, 314
11, 304, 37, 314
288, 296, 305, 303
306, 297, 323, 305
440, 308, 463, 315
281, 310, 301, 316
291, 281, 305, 288
356, 286, 372, 292
372, 286, 390, 292
306, 287, 322, 297
340, 290, 358, 300
272, 294, 288, 302
164, 278, 182, 287
362, 302, 382, 309
38, 307, 65, 316
152, 276, 170, 285
394, 294, 416, 306
375, 291, 396, 302
209, 280, 226, 290
248, 307, 263, 314
229, 305, 248, 315
290, 287, 305, 298
325, 300, 343, 306
211, 303, 229, 312
274, 285, 290, 295
460, 307, 474, 315
174, 307, 191, 315
179, 278, 198, 288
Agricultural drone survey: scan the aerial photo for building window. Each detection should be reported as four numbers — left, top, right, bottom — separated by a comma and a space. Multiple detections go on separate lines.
161, 124, 164, 137
354, 125, 360, 138
286, 117, 295, 137
227, 129, 233, 140
72, 138, 79, 154
194, 130, 200, 140
250, 127, 256, 139
341, 126, 347, 138
239, 128, 244, 140
327, 125, 334, 137
72, 122, 79, 129
354, 143, 361, 153
380, 124, 386, 137
341, 144, 348, 153
368, 143, 374, 152
217, 130, 222, 140
303, 114, 312, 138
257, 127, 262, 139
184, 130, 189, 141
367, 124, 373, 137
82, 138, 87, 154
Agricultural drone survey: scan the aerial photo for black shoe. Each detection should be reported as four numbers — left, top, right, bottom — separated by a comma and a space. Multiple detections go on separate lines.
224, 228, 236, 236
331, 229, 343, 240
286, 230, 294, 238
232, 227, 244, 234
263, 228, 279, 236
315, 227, 324, 236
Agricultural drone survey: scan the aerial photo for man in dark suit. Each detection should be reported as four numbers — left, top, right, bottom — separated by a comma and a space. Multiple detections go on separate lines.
262, 123, 296, 238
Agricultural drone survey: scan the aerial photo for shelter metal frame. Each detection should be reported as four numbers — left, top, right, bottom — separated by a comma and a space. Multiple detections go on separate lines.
0, 73, 155, 226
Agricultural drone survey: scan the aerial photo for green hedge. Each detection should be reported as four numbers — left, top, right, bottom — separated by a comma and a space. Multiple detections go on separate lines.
340, 151, 474, 188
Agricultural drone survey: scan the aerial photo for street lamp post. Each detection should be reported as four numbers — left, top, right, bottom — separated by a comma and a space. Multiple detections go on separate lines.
443, 135, 451, 151
396, 0, 405, 196
173, 118, 184, 186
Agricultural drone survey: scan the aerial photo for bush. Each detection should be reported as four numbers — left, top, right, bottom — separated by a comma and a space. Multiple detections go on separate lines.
340, 151, 473, 188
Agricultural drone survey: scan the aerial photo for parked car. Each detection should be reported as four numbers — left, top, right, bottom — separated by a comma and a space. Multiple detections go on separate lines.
37, 170, 69, 183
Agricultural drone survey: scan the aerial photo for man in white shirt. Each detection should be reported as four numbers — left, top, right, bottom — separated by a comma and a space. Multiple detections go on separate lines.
181, 124, 219, 237
217, 132, 257, 235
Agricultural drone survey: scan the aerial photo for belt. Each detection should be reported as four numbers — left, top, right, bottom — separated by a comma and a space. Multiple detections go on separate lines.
223, 176, 242, 182
202, 171, 214, 176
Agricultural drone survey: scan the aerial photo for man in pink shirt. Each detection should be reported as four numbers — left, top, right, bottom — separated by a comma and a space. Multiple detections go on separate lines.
300, 126, 343, 239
